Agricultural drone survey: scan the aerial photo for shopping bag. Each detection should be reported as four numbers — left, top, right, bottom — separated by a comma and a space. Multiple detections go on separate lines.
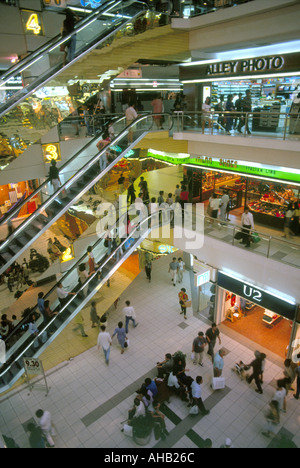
185, 301, 192, 308
252, 231, 261, 243
212, 377, 225, 390
189, 405, 199, 416
123, 424, 133, 437
234, 231, 243, 240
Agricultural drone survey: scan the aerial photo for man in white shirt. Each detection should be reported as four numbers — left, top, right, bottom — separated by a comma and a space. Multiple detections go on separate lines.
177, 257, 185, 283
123, 300, 138, 333
220, 191, 230, 222
97, 325, 112, 365
56, 282, 76, 308
241, 207, 255, 248
35, 409, 55, 447
125, 103, 138, 143
191, 376, 210, 415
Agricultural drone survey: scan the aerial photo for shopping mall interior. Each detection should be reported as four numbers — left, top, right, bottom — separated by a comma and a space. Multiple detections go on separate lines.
0, 0, 299, 450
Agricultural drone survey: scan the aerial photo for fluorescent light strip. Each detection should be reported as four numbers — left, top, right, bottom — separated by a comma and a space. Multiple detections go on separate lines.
182, 72, 300, 84
184, 164, 300, 187
111, 88, 182, 92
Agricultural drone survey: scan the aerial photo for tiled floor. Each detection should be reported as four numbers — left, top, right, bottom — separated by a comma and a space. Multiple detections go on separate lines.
0, 252, 299, 449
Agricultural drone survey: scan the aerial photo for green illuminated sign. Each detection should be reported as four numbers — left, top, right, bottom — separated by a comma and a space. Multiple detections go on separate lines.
147, 151, 300, 185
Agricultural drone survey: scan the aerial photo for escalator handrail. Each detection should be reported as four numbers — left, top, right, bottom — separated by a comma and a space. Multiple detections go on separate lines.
0, 112, 169, 251
0, 0, 148, 118
1, 207, 172, 376
0, 114, 126, 228
0, 0, 122, 86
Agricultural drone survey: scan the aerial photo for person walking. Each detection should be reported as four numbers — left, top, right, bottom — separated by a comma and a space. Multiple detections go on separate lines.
273, 379, 287, 413
246, 352, 263, 394
234, 92, 243, 129
72, 312, 88, 338
241, 206, 255, 248
62, 8, 80, 65
237, 89, 252, 134
90, 301, 100, 328
97, 325, 112, 365
169, 257, 179, 287
127, 177, 136, 205
35, 409, 56, 448
145, 260, 152, 282
125, 102, 138, 143
27, 423, 46, 449
122, 300, 138, 333
213, 349, 226, 377
205, 323, 221, 362
202, 96, 212, 134
190, 376, 210, 415
209, 193, 221, 226
282, 203, 295, 239
151, 94, 163, 129
112, 321, 127, 354
192, 332, 207, 367
225, 94, 235, 135
177, 257, 185, 283
262, 400, 280, 438
178, 287, 189, 320
293, 363, 300, 400
219, 190, 230, 223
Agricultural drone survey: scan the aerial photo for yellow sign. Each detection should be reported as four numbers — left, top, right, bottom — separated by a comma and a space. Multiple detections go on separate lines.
21, 10, 44, 36
26, 14, 41, 35
42, 143, 61, 163
60, 245, 75, 263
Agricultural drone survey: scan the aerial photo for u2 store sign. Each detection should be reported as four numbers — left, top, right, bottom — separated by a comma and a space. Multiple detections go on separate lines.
243, 286, 262, 303
217, 272, 296, 321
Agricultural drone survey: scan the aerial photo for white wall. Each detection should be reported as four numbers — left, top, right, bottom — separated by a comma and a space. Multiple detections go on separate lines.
173, 227, 300, 304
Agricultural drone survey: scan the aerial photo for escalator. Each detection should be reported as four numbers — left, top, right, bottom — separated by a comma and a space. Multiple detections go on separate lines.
0, 0, 149, 168
0, 113, 166, 275
0, 207, 170, 393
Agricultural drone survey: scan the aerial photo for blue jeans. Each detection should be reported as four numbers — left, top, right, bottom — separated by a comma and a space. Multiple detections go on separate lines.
102, 346, 110, 364
125, 316, 136, 333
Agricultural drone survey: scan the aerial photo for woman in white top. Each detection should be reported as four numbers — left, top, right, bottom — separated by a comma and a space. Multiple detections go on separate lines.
202, 97, 212, 134
125, 103, 138, 143
241, 206, 255, 247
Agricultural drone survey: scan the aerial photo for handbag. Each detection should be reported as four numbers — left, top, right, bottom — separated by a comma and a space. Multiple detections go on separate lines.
252, 231, 261, 243
189, 405, 199, 415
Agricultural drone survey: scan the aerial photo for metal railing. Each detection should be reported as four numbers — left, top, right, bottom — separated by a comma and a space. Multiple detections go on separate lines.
172, 110, 300, 141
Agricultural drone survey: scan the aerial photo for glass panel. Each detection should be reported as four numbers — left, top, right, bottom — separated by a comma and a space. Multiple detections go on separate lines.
0, 1, 148, 168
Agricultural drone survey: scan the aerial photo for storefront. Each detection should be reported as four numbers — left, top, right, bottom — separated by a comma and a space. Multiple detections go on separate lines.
143, 149, 300, 232
216, 271, 297, 359
0, 179, 40, 218
180, 51, 300, 134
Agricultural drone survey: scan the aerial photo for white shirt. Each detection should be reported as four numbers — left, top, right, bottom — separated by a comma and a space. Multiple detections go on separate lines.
210, 198, 220, 210
202, 103, 211, 113
241, 212, 254, 229
56, 287, 68, 299
123, 306, 136, 319
273, 388, 286, 411
191, 381, 202, 399
178, 261, 185, 271
97, 331, 112, 350
125, 106, 138, 121
39, 411, 52, 432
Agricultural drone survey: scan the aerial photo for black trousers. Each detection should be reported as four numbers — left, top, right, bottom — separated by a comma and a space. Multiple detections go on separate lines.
248, 372, 262, 392
242, 224, 251, 247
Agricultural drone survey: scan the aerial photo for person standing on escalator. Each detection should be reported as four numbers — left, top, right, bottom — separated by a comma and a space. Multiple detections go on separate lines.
62, 8, 80, 65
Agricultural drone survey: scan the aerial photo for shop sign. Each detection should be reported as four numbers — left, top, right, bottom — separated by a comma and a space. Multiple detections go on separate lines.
42, 143, 61, 163
217, 271, 297, 320
180, 52, 300, 81
60, 245, 75, 263
146, 151, 300, 185
158, 244, 176, 254
194, 269, 210, 287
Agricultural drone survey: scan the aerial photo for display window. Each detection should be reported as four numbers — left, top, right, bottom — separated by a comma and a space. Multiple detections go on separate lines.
218, 287, 293, 359
0, 180, 40, 218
